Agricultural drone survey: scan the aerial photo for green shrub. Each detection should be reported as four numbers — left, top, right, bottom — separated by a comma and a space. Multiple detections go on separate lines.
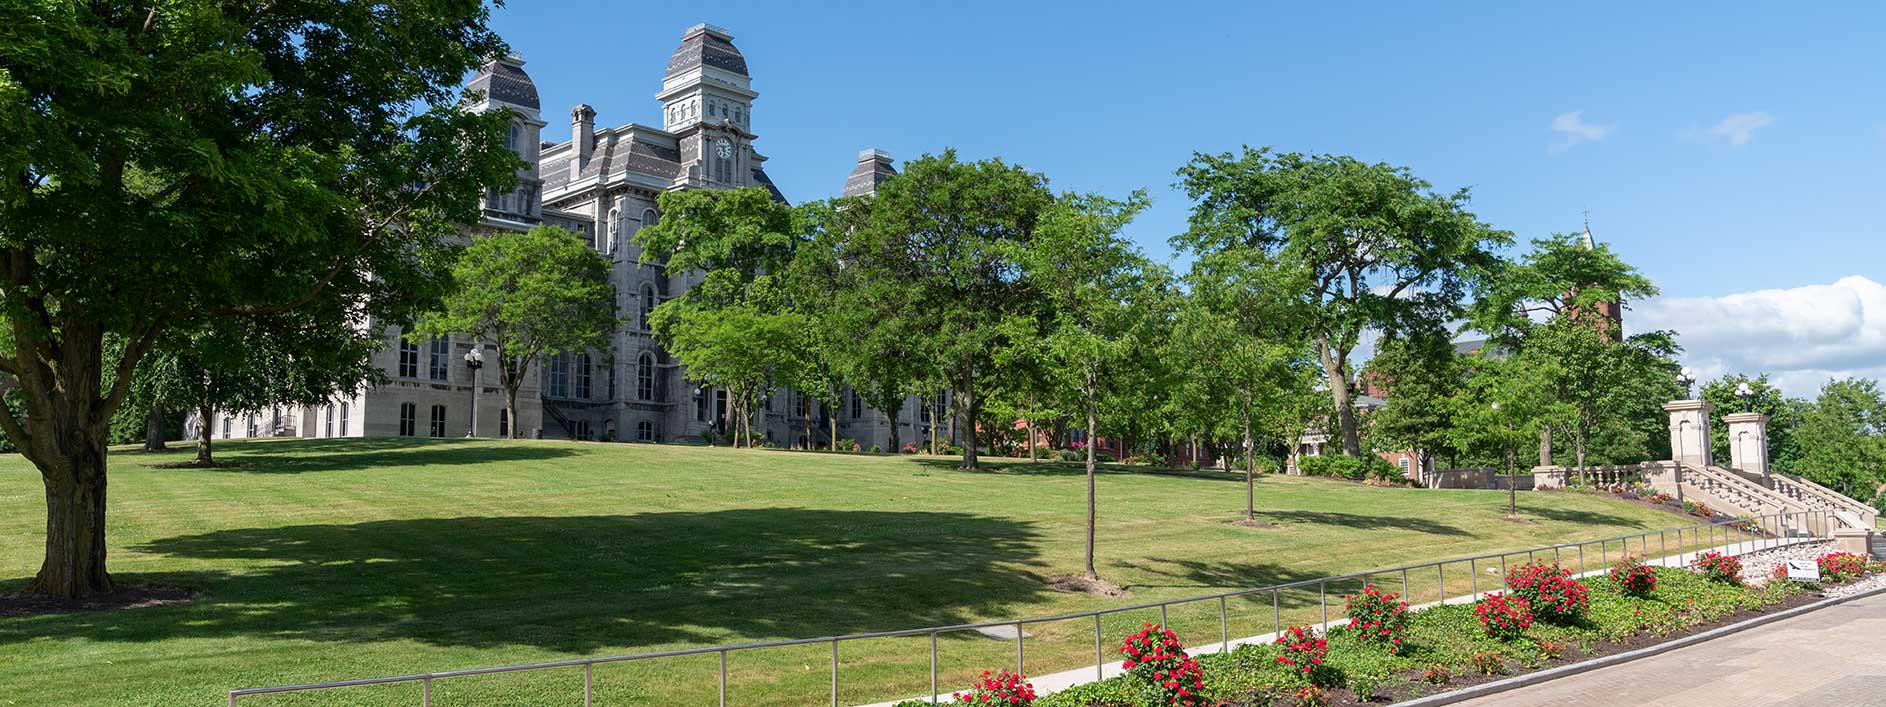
1033, 677, 1143, 707
870, 444, 881, 453
1296, 455, 1396, 481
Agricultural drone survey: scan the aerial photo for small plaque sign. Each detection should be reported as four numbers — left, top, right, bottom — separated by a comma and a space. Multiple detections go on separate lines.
1786, 559, 1821, 582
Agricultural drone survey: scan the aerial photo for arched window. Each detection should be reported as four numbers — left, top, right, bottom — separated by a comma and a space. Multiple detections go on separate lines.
324, 405, 335, 437
339, 403, 350, 436
548, 353, 570, 398
505, 124, 520, 151
642, 208, 659, 230
247, 414, 258, 437
637, 353, 655, 401
575, 353, 592, 399
640, 284, 657, 330
637, 420, 654, 443
606, 208, 619, 254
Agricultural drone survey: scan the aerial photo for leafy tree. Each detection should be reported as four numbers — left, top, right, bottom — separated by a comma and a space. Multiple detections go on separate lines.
1017, 190, 1155, 582
849, 151, 1055, 469
1792, 378, 1886, 508
1452, 355, 1558, 517
1699, 373, 1797, 472
1513, 319, 1682, 473
417, 226, 614, 439
1366, 333, 1464, 476
1176, 148, 1508, 457
0, 1, 512, 597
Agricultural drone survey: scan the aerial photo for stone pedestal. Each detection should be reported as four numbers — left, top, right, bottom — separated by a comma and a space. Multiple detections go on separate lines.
1834, 528, 1878, 559
1723, 411, 1771, 482
1664, 399, 1714, 468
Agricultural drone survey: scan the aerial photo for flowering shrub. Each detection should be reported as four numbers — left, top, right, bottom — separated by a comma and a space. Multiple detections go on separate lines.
833, 438, 862, 452
900, 443, 920, 454
1473, 592, 1533, 640
1273, 624, 1335, 686
1503, 560, 1590, 623
1537, 640, 1564, 661
1693, 551, 1743, 584
1421, 663, 1452, 685
1680, 499, 1716, 518
951, 670, 1036, 705
1610, 554, 1658, 596
1119, 624, 1204, 705
1341, 584, 1408, 652
1291, 685, 1329, 707
1818, 552, 1871, 583
1470, 651, 1506, 676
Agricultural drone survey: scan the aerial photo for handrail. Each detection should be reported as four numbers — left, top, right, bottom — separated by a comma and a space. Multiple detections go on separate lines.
1688, 464, 1796, 515
1771, 472, 1876, 523
229, 511, 1834, 706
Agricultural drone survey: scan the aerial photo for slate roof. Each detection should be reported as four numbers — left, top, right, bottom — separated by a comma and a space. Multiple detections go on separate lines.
667, 24, 748, 77
843, 149, 898, 197
467, 57, 539, 109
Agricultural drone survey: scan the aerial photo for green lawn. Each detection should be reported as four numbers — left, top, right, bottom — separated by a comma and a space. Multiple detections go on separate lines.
0, 438, 1696, 706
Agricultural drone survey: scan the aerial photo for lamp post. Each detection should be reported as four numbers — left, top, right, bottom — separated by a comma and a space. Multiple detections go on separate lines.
1735, 381, 1754, 413
1677, 367, 1697, 400
463, 347, 484, 438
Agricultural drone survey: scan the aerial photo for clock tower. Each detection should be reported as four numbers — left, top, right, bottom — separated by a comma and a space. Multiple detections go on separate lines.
658, 23, 759, 188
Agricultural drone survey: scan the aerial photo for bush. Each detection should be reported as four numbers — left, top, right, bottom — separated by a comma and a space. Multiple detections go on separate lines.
870, 444, 881, 453
1119, 624, 1205, 705
1610, 554, 1658, 596
1503, 560, 1590, 623
1272, 625, 1334, 687
1421, 663, 1452, 685
1296, 455, 1395, 481
1470, 651, 1506, 676
1341, 584, 1409, 652
1818, 552, 1871, 583
950, 670, 1037, 705
1693, 551, 1743, 584
1473, 592, 1532, 640
1291, 685, 1329, 707
1057, 448, 1082, 462
901, 443, 920, 454
833, 438, 862, 452
701, 429, 716, 446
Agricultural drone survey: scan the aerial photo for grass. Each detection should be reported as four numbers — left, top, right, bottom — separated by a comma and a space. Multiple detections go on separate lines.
0, 437, 1699, 706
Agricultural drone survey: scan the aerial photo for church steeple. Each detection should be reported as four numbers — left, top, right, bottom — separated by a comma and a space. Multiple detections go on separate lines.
1581, 211, 1596, 250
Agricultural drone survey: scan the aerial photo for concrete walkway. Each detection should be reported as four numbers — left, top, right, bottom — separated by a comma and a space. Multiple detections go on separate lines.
859, 535, 1817, 707
1447, 590, 1886, 706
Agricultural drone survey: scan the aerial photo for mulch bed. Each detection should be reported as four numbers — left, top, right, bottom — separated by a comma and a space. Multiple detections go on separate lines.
1242, 586, 1833, 706
0, 584, 197, 618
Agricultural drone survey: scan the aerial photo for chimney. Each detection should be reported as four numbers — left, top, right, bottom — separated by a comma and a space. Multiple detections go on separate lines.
571, 104, 596, 170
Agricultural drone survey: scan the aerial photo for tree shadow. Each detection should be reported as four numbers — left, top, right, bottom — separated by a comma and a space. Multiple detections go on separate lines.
0, 510, 1044, 654
1116, 558, 1328, 599
912, 458, 1248, 483
176, 437, 587, 473
1259, 510, 1472, 537
1520, 504, 1653, 529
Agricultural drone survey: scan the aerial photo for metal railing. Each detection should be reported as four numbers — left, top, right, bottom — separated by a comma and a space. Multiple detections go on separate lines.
228, 510, 1838, 707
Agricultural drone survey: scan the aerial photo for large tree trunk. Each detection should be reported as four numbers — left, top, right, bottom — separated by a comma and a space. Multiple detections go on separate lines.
955, 370, 980, 469
886, 407, 900, 454
1083, 386, 1099, 580
143, 403, 167, 452
1317, 339, 1361, 456
28, 444, 113, 599
195, 402, 215, 465
1538, 426, 1552, 467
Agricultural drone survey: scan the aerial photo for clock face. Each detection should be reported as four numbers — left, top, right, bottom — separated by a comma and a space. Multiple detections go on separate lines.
715, 139, 733, 159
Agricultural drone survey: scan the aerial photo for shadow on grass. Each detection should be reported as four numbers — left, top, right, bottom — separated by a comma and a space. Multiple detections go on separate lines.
912, 458, 1249, 483
1519, 504, 1656, 529
171, 437, 588, 474
1259, 510, 1472, 537
0, 509, 1046, 654
1116, 558, 1329, 597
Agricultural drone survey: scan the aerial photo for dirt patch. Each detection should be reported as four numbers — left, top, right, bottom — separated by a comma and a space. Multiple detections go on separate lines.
1231, 519, 1280, 529
1048, 575, 1131, 597
0, 584, 197, 618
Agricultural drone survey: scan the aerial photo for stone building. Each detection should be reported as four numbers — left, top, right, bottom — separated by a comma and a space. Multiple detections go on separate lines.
203, 23, 952, 451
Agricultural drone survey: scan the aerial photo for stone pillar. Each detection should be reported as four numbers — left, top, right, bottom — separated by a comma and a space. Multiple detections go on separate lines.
1663, 399, 1714, 468
1723, 412, 1771, 482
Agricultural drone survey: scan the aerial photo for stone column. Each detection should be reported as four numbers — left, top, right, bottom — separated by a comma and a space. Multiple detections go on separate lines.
1663, 399, 1714, 468
1723, 412, 1771, 482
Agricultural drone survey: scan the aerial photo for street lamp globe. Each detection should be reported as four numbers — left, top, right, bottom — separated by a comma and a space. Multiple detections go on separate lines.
1736, 381, 1754, 412
1676, 367, 1697, 399
463, 348, 484, 370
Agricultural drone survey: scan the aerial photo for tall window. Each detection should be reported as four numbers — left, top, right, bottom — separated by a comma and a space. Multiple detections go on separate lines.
505, 123, 519, 150
324, 406, 335, 438
340, 403, 350, 436
606, 208, 620, 255
575, 420, 592, 441
498, 408, 509, 437
639, 285, 657, 331
549, 353, 570, 398
642, 208, 659, 232
575, 353, 593, 399
222, 416, 231, 438
695, 388, 708, 421
607, 365, 617, 400
429, 336, 450, 381
398, 338, 420, 378
399, 403, 417, 436
247, 414, 258, 437
851, 390, 862, 419
637, 353, 655, 400
430, 405, 447, 437
637, 420, 654, 443
796, 393, 810, 419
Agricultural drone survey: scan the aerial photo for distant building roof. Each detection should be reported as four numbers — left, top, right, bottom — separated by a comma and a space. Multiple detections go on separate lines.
843, 149, 897, 197
466, 55, 539, 110
667, 23, 748, 77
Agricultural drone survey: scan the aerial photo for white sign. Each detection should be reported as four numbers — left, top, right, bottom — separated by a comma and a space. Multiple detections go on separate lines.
1786, 559, 1821, 582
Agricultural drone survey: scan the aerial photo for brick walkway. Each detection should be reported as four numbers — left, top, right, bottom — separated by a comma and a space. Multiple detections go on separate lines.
1448, 590, 1886, 706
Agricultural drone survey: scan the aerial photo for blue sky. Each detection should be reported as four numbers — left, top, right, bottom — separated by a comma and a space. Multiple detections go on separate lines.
491, 1, 1885, 394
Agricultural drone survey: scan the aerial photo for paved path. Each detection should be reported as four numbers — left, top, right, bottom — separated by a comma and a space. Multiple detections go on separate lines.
1448, 590, 1886, 707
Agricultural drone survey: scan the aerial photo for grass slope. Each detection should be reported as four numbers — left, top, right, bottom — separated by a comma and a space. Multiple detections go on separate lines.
0, 438, 1693, 706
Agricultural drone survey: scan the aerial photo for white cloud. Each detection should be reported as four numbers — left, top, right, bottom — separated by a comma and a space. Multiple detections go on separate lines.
1633, 276, 1886, 396
1704, 112, 1774, 147
1548, 111, 1613, 154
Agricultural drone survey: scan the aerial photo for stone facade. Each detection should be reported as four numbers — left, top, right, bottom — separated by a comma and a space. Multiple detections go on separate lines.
212, 23, 954, 451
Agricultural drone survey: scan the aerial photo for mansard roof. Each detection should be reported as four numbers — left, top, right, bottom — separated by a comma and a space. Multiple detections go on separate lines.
843, 148, 898, 197
540, 126, 685, 193
467, 56, 540, 109
667, 23, 748, 78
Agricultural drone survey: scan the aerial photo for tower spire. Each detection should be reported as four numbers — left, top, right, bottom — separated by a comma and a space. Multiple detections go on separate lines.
1581, 211, 1596, 250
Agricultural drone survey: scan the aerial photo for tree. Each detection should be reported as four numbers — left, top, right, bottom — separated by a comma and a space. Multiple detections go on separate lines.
1453, 355, 1558, 517
1018, 190, 1155, 583
417, 226, 615, 439
1699, 373, 1798, 471
0, 1, 513, 597
1792, 378, 1886, 508
1176, 148, 1508, 457
850, 150, 1055, 469
1367, 333, 1464, 477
